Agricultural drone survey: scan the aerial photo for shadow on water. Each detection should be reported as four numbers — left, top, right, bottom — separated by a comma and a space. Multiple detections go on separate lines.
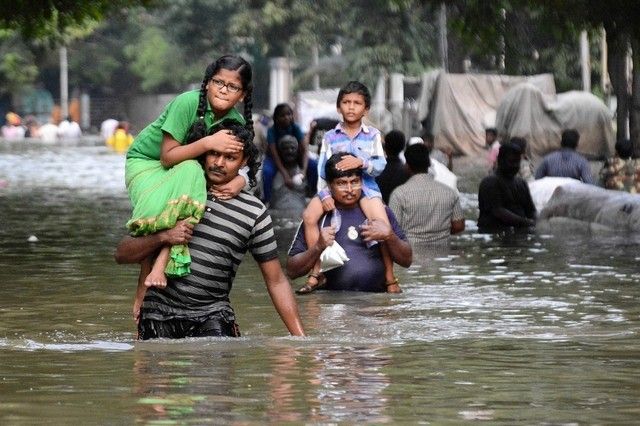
1, 143, 640, 423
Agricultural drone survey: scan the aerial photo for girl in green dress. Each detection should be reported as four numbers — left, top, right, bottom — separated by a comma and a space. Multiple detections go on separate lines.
125, 55, 255, 309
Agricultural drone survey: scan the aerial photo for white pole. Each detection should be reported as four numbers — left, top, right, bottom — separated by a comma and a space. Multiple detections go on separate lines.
269, 57, 291, 112
580, 31, 591, 92
59, 46, 68, 119
312, 44, 320, 90
439, 3, 448, 71
80, 92, 90, 129
601, 28, 609, 97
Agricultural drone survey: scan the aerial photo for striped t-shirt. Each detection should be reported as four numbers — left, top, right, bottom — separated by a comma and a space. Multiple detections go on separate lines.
142, 191, 278, 321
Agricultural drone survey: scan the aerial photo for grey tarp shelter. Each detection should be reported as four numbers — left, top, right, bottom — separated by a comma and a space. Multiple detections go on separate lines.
417, 70, 556, 156
495, 83, 615, 161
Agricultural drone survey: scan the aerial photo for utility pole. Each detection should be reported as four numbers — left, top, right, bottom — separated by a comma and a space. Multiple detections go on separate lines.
59, 46, 68, 119
439, 2, 448, 71
580, 31, 591, 92
312, 44, 320, 90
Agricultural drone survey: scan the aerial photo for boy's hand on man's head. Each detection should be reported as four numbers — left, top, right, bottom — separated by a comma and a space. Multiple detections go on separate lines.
336, 155, 363, 171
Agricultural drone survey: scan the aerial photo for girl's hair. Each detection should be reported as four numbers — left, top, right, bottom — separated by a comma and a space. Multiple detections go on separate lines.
273, 103, 292, 120
204, 119, 260, 188
336, 81, 371, 109
186, 55, 254, 144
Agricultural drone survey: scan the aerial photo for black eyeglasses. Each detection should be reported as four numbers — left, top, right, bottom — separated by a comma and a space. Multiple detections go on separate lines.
210, 78, 243, 93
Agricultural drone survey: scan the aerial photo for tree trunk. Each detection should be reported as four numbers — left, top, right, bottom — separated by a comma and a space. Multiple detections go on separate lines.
630, 38, 640, 157
605, 24, 630, 143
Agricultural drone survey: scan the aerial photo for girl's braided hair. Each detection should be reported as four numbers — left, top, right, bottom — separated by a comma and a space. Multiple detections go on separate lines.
205, 119, 260, 189
186, 55, 254, 144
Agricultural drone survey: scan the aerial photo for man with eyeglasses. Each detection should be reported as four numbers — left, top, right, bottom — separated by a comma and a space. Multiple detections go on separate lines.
286, 152, 412, 292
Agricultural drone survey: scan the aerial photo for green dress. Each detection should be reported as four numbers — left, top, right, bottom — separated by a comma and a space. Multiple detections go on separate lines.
125, 90, 245, 276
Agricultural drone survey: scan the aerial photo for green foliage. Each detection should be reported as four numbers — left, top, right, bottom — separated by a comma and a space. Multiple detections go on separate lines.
124, 26, 193, 92
0, 31, 38, 95
1, 0, 159, 41
232, 0, 439, 90
7, 0, 634, 106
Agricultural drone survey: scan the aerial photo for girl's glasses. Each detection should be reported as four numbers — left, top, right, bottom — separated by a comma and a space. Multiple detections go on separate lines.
211, 78, 242, 93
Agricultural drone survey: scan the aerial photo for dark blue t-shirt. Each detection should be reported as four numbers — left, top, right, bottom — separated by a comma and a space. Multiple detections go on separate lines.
288, 205, 407, 292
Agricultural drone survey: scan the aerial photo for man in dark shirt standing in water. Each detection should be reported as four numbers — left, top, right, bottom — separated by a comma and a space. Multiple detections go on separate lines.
477, 142, 536, 232
287, 152, 412, 292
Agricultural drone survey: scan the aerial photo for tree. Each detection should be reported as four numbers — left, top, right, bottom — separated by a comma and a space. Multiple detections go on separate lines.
0, 30, 38, 97
231, 0, 440, 90
2, 1, 158, 40
449, 0, 640, 151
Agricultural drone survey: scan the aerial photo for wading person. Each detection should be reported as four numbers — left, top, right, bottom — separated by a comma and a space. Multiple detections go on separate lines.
389, 143, 464, 245
125, 55, 253, 292
535, 129, 594, 183
300, 81, 401, 294
287, 152, 412, 293
376, 129, 409, 204
116, 122, 305, 339
478, 142, 536, 232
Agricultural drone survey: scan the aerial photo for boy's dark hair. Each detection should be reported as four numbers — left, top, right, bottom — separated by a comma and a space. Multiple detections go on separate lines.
186, 55, 254, 145
486, 128, 497, 136
615, 138, 633, 159
337, 81, 371, 109
384, 130, 406, 156
325, 152, 363, 182
509, 136, 527, 151
497, 141, 522, 165
404, 143, 431, 173
560, 129, 580, 149
204, 119, 260, 188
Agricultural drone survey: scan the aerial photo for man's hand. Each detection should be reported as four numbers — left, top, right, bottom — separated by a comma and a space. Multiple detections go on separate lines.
336, 155, 363, 171
162, 219, 194, 245
317, 226, 336, 251
359, 218, 392, 242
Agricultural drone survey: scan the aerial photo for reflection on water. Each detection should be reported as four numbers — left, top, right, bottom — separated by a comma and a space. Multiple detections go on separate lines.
1, 142, 640, 423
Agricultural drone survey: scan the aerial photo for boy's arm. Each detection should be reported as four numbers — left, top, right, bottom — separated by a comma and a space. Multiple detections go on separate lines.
316, 134, 331, 194
363, 132, 386, 177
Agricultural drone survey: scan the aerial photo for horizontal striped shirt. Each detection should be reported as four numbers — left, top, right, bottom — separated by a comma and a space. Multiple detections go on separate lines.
534, 149, 594, 183
143, 191, 278, 321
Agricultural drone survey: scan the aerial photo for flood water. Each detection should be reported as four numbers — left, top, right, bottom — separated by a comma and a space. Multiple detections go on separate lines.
1, 140, 639, 424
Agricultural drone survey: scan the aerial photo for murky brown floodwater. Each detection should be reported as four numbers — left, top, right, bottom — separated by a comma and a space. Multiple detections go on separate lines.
1, 141, 639, 424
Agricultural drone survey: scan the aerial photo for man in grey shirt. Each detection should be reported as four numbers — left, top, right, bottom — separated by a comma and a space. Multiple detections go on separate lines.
390, 143, 464, 245
535, 129, 594, 183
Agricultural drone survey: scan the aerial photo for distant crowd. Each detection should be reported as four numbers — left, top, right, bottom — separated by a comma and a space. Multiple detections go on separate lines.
1, 111, 82, 142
